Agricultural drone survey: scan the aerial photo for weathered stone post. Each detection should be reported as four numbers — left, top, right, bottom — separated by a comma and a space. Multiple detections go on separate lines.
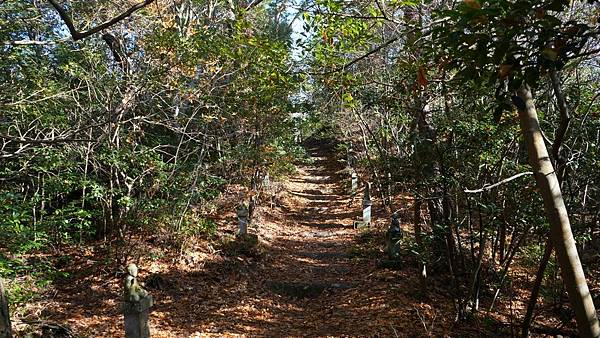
294, 127, 301, 143
362, 182, 372, 225
123, 264, 153, 338
262, 173, 270, 189
386, 212, 403, 260
347, 146, 357, 169
236, 203, 249, 236
350, 171, 358, 195
354, 182, 373, 229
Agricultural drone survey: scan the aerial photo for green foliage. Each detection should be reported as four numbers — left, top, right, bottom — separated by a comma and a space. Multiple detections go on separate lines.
301, 0, 600, 326
0, 254, 68, 308
1, 0, 599, 328
0, 0, 305, 305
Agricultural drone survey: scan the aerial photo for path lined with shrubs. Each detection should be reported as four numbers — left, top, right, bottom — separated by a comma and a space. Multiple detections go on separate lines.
170, 141, 456, 336
34, 142, 456, 337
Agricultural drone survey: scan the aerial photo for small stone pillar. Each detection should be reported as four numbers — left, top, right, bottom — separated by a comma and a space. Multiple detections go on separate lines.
386, 212, 403, 259
347, 146, 357, 169
236, 204, 249, 236
123, 264, 152, 338
362, 182, 372, 225
294, 128, 302, 143
262, 173, 270, 189
350, 171, 358, 195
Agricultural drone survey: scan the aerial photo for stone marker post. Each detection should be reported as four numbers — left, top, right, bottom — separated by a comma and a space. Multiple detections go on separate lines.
362, 182, 372, 225
347, 146, 357, 169
294, 128, 301, 143
386, 212, 403, 259
123, 264, 153, 338
236, 204, 249, 236
350, 171, 358, 195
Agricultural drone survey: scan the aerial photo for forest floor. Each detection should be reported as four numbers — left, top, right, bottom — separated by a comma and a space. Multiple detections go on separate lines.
14, 139, 588, 337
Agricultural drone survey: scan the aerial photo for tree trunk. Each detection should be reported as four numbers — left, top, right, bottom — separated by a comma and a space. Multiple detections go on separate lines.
414, 199, 427, 294
0, 278, 12, 338
516, 84, 600, 337
521, 238, 553, 338
521, 69, 574, 336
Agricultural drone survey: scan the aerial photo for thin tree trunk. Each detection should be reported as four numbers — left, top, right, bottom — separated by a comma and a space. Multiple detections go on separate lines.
516, 84, 600, 337
522, 69, 574, 337
414, 199, 427, 294
0, 278, 11, 338
549, 69, 570, 181
499, 206, 507, 264
521, 238, 553, 338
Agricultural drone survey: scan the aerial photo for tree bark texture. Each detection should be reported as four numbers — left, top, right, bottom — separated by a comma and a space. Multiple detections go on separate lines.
516, 84, 599, 338
0, 278, 11, 338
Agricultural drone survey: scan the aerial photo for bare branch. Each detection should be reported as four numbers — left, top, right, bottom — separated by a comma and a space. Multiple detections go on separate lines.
245, 0, 265, 10
464, 172, 534, 194
313, 36, 399, 76
3, 39, 68, 46
549, 69, 570, 182
0, 134, 94, 144
46, 0, 155, 41
569, 47, 600, 60
312, 18, 450, 75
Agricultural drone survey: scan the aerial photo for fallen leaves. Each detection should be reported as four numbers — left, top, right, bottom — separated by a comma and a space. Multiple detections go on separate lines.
15, 143, 587, 337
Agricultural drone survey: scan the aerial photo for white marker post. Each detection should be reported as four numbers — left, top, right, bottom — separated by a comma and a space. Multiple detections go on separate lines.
362, 195, 372, 225
354, 182, 372, 229
351, 171, 358, 195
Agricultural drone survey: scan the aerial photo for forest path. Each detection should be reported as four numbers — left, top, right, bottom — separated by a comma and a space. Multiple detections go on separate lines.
156, 139, 454, 337
42, 139, 454, 337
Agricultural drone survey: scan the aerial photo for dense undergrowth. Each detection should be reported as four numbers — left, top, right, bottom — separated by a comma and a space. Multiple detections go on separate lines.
1, 0, 600, 336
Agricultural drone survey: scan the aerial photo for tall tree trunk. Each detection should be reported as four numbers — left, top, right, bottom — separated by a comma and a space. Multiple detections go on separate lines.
516, 84, 600, 337
521, 69, 575, 337
0, 278, 11, 338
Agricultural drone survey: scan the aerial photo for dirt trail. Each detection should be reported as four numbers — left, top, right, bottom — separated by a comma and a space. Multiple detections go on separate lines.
262, 140, 361, 295
158, 140, 454, 337
38, 140, 455, 337
30, 139, 580, 338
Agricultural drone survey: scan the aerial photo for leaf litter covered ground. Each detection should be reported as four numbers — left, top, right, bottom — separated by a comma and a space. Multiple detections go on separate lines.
16, 140, 583, 337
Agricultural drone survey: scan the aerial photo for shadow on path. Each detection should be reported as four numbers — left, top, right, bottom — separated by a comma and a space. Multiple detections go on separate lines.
148, 139, 455, 336
45, 138, 456, 337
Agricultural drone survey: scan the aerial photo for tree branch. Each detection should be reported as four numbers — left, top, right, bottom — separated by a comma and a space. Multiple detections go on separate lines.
312, 17, 450, 75
3, 39, 68, 46
549, 69, 570, 182
47, 0, 155, 41
569, 47, 600, 60
312, 36, 399, 75
0, 134, 94, 144
245, 0, 265, 10
464, 171, 534, 194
